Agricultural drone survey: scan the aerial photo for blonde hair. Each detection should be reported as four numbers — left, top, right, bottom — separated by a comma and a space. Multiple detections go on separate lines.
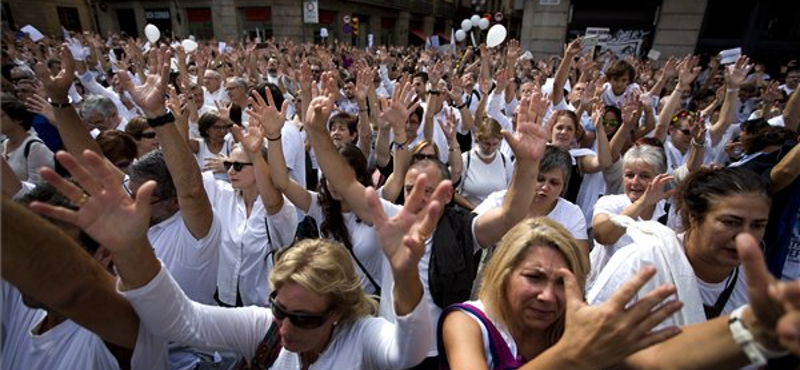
270, 239, 377, 324
475, 117, 503, 143
478, 217, 589, 347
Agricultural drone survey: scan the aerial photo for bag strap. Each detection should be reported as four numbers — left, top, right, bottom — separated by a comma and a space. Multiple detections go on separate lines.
437, 303, 523, 370
343, 244, 382, 297
23, 139, 43, 159
235, 319, 282, 370
704, 267, 739, 320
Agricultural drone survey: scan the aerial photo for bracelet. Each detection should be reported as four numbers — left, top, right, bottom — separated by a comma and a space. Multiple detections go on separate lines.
448, 146, 459, 152
691, 138, 705, 148
729, 305, 789, 366
454, 102, 467, 109
48, 96, 73, 108
393, 140, 408, 151
267, 133, 282, 142
727, 88, 740, 93
146, 110, 176, 128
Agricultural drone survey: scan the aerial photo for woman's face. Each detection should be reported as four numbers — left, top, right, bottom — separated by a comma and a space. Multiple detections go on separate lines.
477, 135, 501, 157
550, 116, 576, 148
534, 168, 566, 207
505, 246, 568, 333
273, 282, 339, 354
602, 111, 621, 137
207, 119, 231, 142
137, 128, 159, 157
406, 114, 420, 141
329, 121, 356, 145
622, 161, 657, 204
227, 148, 255, 190
689, 193, 770, 270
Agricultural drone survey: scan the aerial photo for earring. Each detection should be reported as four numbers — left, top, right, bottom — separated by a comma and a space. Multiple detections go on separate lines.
333, 321, 338, 327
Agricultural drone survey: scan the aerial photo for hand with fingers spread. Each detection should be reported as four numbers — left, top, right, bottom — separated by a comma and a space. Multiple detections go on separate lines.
555, 266, 683, 369
725, 56, 752, 89
438, 109, 458, 144
379, 79, 419, 133
508, 92, 549, 163
637, 173, 675, 208
305, 96, 336, 133
33, 44, 75, 102
118, 46, 172, 118
354, 66, 372, 103
246, 90, 288, 140
30, 150, 153, 253
677, 55, 701, 90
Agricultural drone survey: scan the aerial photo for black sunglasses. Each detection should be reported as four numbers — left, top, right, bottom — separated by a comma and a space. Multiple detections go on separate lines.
269, 293, 332, 329
223, 161, 254, 172
140, 132, 157, 139
413, 153, 438, 161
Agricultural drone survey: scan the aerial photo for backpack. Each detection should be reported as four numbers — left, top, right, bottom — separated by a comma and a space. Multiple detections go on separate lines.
458, 150, 509, 192
437, 303, 524, 370
429, 206, 481, 308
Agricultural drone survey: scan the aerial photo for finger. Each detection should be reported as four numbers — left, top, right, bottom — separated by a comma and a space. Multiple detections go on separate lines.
777, 313, 800, 354
60, 45, 75, 77
251, 90, 268, 110
608, 266, 657, 310
38, 167, 86, 202
28, 201, 80, 226
632, 299, 684, 336
230, 124, 245, 142
623, 283, 678, 323
628, 326, 683, 354
738, 233, 774, 294
133, 180, 157, 218
403, 173, 429, 214
53, 151, 104, 195
557, 268, 586, 310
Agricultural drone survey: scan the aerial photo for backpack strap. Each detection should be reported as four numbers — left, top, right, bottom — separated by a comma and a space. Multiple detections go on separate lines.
437, 303, 524, 370
235, 318, 282, 370
23, 139, 44, 159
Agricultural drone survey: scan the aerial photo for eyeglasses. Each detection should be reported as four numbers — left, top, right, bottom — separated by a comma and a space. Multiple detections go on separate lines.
223, 161, 253, 172
603, 118, 621, 128
210, 124, 234, 131
413, 153, 438, 161
140, 132, 157, 139
676, 128, 691, 136
269, 293, 332, 329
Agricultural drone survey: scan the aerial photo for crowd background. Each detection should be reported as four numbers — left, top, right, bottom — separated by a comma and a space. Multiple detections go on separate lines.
2, 23, 800, 370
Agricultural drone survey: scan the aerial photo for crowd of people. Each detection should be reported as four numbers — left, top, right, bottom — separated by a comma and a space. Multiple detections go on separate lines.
2, 26, 800, 370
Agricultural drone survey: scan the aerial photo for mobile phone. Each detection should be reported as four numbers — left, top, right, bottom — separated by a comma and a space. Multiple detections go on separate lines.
582, 35, 599, 49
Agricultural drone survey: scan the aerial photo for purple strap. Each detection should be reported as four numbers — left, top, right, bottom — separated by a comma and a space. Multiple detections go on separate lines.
437, 303, 525, 370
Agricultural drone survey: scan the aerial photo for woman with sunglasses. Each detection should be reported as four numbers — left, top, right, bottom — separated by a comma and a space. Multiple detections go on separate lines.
124, 117, 160, 158
31, 147, 448, 370
204, 128, 298, 308
185, 110, 236, 180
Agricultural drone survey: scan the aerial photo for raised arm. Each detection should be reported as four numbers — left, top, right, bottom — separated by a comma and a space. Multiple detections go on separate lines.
232, 124, 285, 215
119, 46, 213, 239
473, 92, 549, 247
254, 90, 312, 212
552, 38, 582, 106
354, 66, 373, 158
578, 105, 613, 173
783, 81, 800, 133
709, 56, 751, 146
770, 142, 800, 193
379, 81, 419, 202
654, 56, 700, 142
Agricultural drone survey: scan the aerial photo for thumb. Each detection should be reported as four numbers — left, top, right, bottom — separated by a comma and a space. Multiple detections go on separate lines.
134, 180, 158, 219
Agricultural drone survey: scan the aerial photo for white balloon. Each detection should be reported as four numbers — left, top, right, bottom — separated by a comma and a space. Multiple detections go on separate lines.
144, 24, 160, 43
478, 18, 490, 31
461, 19, 473, 32
455, 29, 467, 42
181, 39, 198, 53
486, 24, 507, 48
470, 15, 481, 27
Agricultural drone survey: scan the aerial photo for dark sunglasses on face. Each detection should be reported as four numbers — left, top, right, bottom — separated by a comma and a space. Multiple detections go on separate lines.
211, 124, 234, 131
413, 153, 438, 161
676, 128, 691, 136
140, 132, 157, 139
269, 293, 332, 329
603, 118, 621, 127
223, 161, 253, 172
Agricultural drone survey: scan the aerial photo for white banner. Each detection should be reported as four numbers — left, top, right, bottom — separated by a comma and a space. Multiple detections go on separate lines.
304, 0, 319, 24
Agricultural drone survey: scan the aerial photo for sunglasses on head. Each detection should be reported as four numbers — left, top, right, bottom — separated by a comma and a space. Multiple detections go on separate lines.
671, 110, 697, 123
223, 161, 253, 172
269, 293, 332, 329
140, 132, 157, 139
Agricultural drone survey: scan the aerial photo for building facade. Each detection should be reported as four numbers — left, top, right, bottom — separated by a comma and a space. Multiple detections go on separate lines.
3, 0, 798, 68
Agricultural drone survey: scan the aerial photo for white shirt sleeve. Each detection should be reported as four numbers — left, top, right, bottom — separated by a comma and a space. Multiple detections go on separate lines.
359, 290, 433, 369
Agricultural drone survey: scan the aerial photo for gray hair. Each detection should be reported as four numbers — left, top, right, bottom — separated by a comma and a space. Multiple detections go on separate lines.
128, 150, 177, 201
540, 145, 573, 186
80, 95, 118, 119
226, 77, 248, 90
622, 144, 666, 175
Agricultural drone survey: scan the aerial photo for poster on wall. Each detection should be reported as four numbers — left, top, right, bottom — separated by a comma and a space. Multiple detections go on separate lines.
304, 0, 319, 24
590, 29, 650, 58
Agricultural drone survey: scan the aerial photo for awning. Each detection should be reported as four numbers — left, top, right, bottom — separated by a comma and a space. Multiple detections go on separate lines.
410, 29, 427, 41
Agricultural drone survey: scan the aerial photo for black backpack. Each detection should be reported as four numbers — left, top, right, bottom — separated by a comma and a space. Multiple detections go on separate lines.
429, 206, 481, 308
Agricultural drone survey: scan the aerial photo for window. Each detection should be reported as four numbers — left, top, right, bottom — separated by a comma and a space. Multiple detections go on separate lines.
187, 8, 214, 40
57, 7, 82, 32
240, 7, 272, 41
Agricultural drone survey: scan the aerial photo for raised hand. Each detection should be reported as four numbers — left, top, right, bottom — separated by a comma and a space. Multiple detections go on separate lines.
494, 67, 510, 92
677, 55, 701, 89
379, 77, 419, 133
231, 124, 264, 155
246, 90, 288, 139
30, 151, 154, 252
215, 100, 233, 123
639, 173, 675, 207
438, 109, 458, 143
662, 56, 679, 80
556, 266, 683, 369
366, 173, 451, 276
305, 95, 335, 133
564, 38, 583, 59
118, 45, 171, 118
506, 39, 521, 67
725, 56, 752, 89
33, 45, 75, 101
24, 94, 57, 124
354, 66, 373, 103
508, 91, 549, 162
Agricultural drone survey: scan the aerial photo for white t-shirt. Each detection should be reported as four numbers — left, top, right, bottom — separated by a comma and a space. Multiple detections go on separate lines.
1, 281, 169, 370
601, 83, 641, 108
459, 149, 513, 206
148, 210, 222, 306
474, 190, 588, 241
420, 104, 464, 164
205, 177, 298, 307
2, 135, 54, 183
121, 266, 432, 370
306, 192, 384, 295
277, 120, 307, 189
194, 136, 235, 181
589, 194, 667, 285
203, 87, 229, 106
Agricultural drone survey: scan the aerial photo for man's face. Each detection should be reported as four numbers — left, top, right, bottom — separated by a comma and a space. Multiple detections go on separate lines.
786, 71, 800, 89
412, 77, 426, 97
403, 164, 449, 208
203, 72, 222, 92
126, 178, 178, 225
85, 112, 119, 131
343, 81, 355, 99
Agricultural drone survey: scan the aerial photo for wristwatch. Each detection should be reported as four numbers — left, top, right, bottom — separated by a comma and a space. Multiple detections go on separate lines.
48, 96, 73, 109
147, 111, 176, 128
